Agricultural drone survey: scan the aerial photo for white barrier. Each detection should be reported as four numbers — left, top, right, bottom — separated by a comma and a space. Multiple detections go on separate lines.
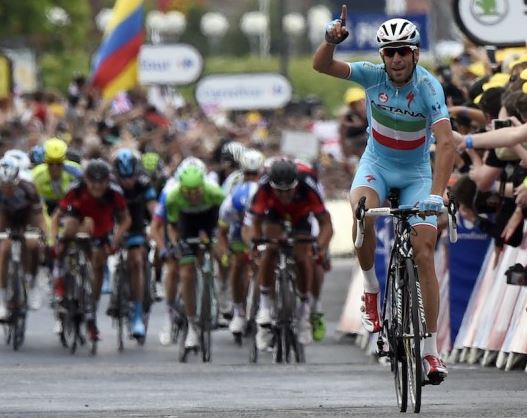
326, 200, 355, 256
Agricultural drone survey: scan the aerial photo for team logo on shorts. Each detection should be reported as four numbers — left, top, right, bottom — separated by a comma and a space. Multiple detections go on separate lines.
365, 175, 376, 183
379, 93, 388, 103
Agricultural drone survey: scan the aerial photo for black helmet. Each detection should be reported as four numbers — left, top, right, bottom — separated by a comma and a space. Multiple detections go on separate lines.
269, 159, 298, 190
85, 159, 111, 182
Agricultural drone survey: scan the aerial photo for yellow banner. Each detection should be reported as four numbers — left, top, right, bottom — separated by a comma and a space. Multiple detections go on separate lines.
0, 55, 12, 99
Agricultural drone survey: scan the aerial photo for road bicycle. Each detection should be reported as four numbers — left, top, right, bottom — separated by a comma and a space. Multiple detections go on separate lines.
58, 233, 97, 355
110, 245, 154, 351
0, 229, 41, 351
355, 190, 457, 413
252, 221, 317, 364
178, 235, 218, 363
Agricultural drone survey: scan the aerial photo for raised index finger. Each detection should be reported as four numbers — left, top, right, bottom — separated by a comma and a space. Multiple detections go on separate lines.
340, 4, 347, 27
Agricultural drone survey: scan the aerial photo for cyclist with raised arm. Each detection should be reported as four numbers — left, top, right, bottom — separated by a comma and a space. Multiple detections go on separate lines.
165, 165, 225, 349
313, 6, 456, 383
107, 149, 157, 339
0, 157, 48, 320
52, 159, 131, 341
249, 158, 333, 349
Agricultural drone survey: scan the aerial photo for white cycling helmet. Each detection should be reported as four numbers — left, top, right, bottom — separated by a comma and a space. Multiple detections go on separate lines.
240, 149, 264, 173
175, 156, 206, 180
221, 141, 245, 165
5, 149, 31, 172
376, 18, 420, 48
0, 156, 20, 185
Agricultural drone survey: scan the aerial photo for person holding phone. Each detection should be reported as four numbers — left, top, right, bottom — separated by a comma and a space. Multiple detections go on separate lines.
313, 5, 456, 384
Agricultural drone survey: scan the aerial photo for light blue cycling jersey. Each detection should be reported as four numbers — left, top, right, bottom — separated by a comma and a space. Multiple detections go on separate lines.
348, 62, 450, 226
348, 62, 449, 163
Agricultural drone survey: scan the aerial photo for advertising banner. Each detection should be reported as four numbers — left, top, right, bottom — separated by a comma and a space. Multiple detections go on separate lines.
139, 44, 203, 85
195, 73, 292, 112
0, 54, 12, 99
454, 0, 527, 46
448, 216, 491, 343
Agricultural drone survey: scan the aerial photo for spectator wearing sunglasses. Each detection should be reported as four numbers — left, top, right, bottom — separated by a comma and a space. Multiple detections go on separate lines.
313, 7, 456, 384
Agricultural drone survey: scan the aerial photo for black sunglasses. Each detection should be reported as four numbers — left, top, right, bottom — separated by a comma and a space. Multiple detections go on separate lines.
381, 46, 417, 58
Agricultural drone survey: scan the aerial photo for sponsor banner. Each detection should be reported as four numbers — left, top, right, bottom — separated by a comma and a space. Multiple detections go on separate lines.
454, 0, 527, 46
449, 216, 491, 344
195, 73, 292, 112
336, 13, 429, 52
2, 48, 38, 93
139, 44, 203, 85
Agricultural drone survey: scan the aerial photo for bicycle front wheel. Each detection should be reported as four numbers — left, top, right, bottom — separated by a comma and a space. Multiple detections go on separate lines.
404, 258, 423, 413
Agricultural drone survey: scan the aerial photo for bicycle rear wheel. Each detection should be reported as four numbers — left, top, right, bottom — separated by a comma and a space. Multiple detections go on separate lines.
404, 258, 423, 413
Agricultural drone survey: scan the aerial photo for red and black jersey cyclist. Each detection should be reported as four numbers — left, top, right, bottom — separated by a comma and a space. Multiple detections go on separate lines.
106, 149, 157, 340
248, 158, 333, 350
51, 159, 131, 341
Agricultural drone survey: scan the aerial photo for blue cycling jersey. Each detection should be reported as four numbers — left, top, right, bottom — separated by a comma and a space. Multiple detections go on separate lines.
348, 62, 449, 163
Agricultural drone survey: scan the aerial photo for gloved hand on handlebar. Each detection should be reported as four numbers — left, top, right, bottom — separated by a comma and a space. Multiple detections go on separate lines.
418, 194, 444, 214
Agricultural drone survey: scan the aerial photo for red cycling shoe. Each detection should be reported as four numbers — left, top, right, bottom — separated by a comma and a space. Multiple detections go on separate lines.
423, 354, 448, 385
360, 292, 381, 333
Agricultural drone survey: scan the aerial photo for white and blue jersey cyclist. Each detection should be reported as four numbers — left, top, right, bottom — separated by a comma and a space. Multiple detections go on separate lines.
349, 61, 450, 227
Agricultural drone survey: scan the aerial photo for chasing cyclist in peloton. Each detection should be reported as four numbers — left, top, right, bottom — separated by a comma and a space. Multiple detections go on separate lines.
165, 164, 225, 350
107, 149, 157, 339
51, 159, 131, 341
0, 156, 48, 320
248, 158, 333, 349
313, 6, 456, 383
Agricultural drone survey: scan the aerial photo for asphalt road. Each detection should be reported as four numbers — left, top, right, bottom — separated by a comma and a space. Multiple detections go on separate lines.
1, 259, 526, 417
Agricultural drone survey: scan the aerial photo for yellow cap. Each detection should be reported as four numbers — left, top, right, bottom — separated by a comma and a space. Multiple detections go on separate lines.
467, 62, 486, 77
474, 94, 482, 104
44, 137, 67, 164
344, 87, 366, 103
246, 111, 262, 125
523, 82, 527, 95
520, 68, 527, 80
497, 47, 527, 63
508, 55, 527, 72
482, 73, 510, 90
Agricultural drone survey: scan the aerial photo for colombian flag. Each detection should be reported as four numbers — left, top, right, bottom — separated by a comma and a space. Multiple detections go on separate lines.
91, 0, 144, 100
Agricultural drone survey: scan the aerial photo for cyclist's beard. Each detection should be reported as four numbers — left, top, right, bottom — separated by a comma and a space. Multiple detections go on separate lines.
383, 54, 417, 85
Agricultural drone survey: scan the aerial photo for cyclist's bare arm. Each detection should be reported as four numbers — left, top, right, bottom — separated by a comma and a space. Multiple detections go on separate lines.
313, 43, 351, 79
315, 211, 333, 250
312, 4, 351, 79
431, 119, 456, 197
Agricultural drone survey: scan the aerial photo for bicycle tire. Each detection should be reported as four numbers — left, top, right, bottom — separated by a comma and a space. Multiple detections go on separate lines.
114, 261, 127, 352
404, 258, 423, 413
387, 262, 408, 412
177, 319, 189, 363
199, 263, 213, 363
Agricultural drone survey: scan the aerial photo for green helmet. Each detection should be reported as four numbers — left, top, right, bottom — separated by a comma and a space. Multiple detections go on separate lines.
179, 165, 205, 189
141, 152, 162, 176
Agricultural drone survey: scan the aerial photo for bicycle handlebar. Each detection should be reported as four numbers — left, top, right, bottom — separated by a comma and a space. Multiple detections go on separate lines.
354, 195, 458, 249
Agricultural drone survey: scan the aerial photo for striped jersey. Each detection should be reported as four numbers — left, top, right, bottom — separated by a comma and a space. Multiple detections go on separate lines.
348, 62, 449, 163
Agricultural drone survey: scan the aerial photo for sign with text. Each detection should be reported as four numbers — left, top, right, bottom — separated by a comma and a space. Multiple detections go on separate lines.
281, 130, 319, 162
454, 0, 527, 46
139, 44, 203, 85
337, 13, 429, 52
0, 55, 12, 99
195, 73, 292, 112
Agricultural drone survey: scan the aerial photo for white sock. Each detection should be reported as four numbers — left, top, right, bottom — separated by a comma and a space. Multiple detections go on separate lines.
233, 303, 245, 317
362, 266, 380, 293
259, 287, 271, 310
311, 297, 322, 314
423, 332, 439, 357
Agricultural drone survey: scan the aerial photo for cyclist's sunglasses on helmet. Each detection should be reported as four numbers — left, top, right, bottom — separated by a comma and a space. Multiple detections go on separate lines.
381, 45, 418, 58
181, 185, 203, 195
270, 179, 298, 192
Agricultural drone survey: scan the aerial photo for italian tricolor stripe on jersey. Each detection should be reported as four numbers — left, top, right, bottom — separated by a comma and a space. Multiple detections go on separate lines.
371, 105, 427, 150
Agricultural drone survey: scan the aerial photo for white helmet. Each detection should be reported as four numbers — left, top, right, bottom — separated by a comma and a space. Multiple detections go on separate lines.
5, 149, 31, 172
175, 156, 206, 180
0, 156, 20, 185
240, 149, 264, 172
221, 141, 245, 165
376, 18, 420, 48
